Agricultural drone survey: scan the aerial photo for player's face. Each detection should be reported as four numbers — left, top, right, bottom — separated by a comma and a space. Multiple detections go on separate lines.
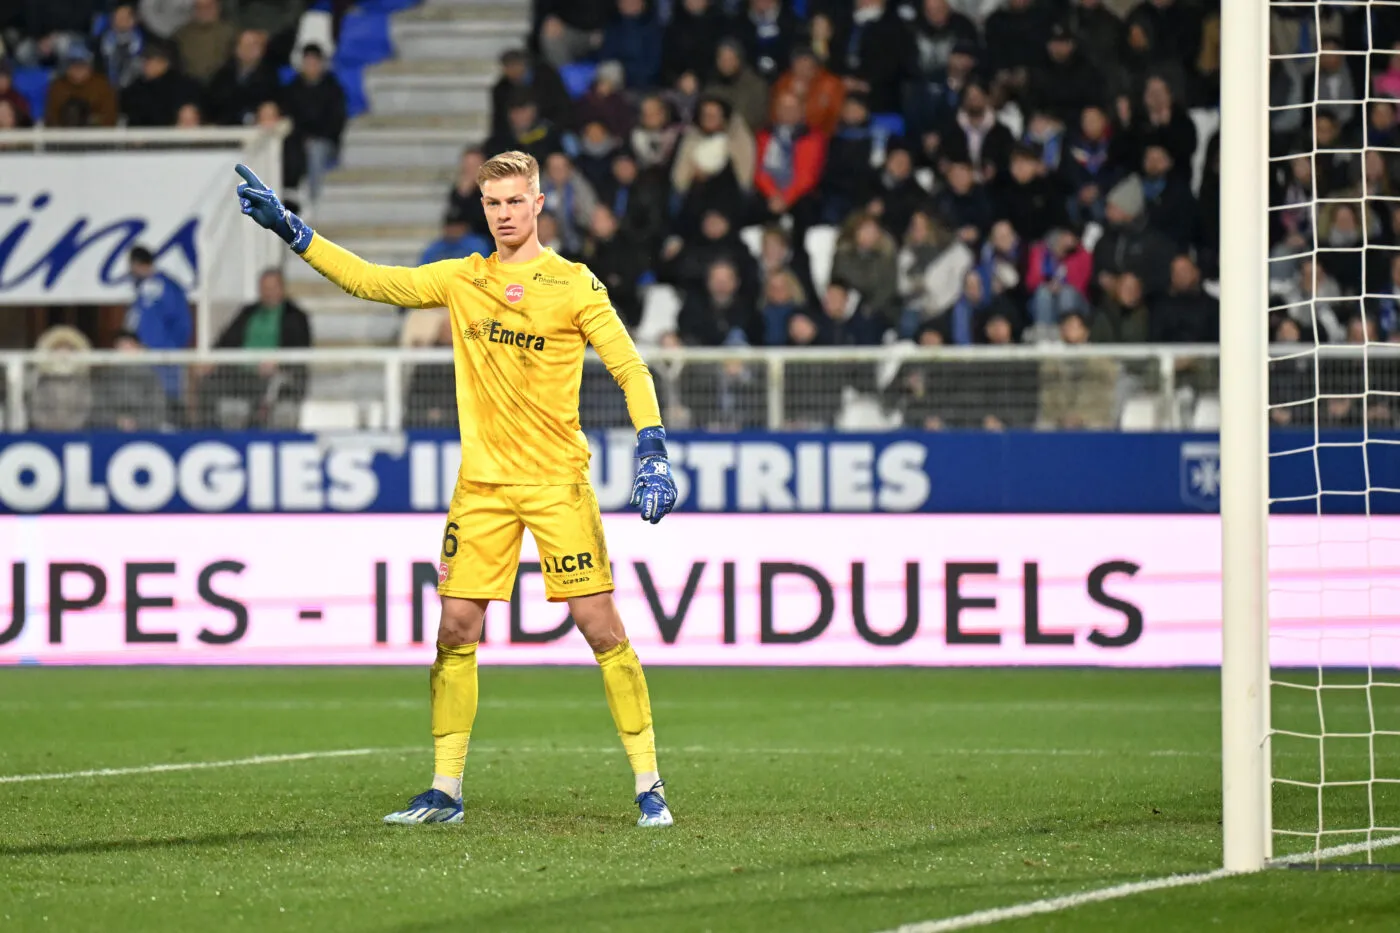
481, 175, 543, 249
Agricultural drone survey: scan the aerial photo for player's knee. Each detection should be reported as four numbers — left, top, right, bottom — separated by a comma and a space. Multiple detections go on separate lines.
438, 596, 486, 645
569, 593, 625, 653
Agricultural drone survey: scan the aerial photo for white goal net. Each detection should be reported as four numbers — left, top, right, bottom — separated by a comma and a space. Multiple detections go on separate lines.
1229, 0, 1400, 870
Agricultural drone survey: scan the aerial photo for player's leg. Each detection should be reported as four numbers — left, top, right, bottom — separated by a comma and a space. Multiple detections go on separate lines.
384, 482, 522, 826
516, 483, 672, 827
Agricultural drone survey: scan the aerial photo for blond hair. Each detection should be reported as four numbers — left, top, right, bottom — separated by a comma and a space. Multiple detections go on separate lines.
477, 150, 540, 191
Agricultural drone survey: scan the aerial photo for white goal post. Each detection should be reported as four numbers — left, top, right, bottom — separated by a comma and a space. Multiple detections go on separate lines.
1220, 0, 1273, 873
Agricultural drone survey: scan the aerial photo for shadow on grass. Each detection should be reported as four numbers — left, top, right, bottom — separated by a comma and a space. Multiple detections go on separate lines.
0, 827, 301, 858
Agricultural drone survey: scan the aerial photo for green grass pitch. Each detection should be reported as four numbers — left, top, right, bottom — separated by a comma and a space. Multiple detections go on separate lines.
1, 666, 1398, 932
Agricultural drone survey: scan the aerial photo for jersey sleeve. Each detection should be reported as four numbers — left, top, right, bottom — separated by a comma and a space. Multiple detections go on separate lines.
301, 234, 455, 309
576, 273, 662, 431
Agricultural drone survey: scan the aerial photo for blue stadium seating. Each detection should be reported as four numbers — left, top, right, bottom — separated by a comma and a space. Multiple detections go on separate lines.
335, 64, 369, 119
279, 65, 298, 85
336, 10, 394, 67
870, 112, 906, 140
560, 62, 598, 99
12, 67, 50, 121
357, 0, 422, 11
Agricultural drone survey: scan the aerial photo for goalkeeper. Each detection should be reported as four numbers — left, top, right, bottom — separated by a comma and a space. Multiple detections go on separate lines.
234, 152, 678, 828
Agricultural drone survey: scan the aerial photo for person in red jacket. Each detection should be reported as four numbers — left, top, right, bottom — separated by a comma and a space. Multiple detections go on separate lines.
754, 88, 827, 238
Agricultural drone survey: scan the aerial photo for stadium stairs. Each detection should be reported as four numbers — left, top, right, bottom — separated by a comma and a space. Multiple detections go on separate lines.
286, 0, 530, 347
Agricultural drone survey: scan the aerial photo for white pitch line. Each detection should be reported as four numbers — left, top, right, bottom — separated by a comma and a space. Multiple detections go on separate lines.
877, 835, 1400, 932
0, 747, 419, 784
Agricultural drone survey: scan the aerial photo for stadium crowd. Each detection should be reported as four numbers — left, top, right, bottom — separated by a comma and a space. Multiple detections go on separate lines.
6, 0, 1400, 431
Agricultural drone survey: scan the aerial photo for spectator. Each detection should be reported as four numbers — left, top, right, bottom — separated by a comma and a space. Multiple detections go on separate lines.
282, 43, 347, 202
1311, 111, 1357, 195
833, 0, 914, 114
676, 259, 759, 346
897, 213, 975, 336
574, 60, 634, 139
1061, 104, 1121, 226
978, 220, 1027, 309
1027, 20, 1101, 127
938, 159, 995, 244
1026, 228, 1092, 329
203, 28, 278, 126
0, 100, 20, 132
660, 0, 729, 88
868, 145, 932, 243
1022, 108, 1068, 174
734, 0, 798, 82
91, 331, 169, 431
122, 40, 198, 126
969, 307, 1038, 429
1367, 100, 1399, 148
599, 0, 661, 91
630, 94, 682, 173
573, 120, 621, 193
46, 46, 119, 127
831, 212, 901, 328
909, 0, 980, 85
670, 96, 756, 235
884, 325, 947, 430
1068, 0, 1123, 79
1370, 254, 1400, 338
446, 147, 489, 236
597, 150, 669, 251
1140, 143, 1197, 251
0, 63, 35, 126
578, 204, 646, 327
1092, 174, 1175, 299
100, 3, 146, 90
770, 45, 845, 138
1037, 311, 1119, 428
1090, 271, 1150, 343
175, 101, 202, 126
943, 268, 990, 346
994, 145, 1069, 244
673, 356, 767, 431
1123, 74, 1197, 183
124, 245, 192, 393
703, 38, 768, 140
819, 93, 885, 225
753, 88, 827, 231
815, 280, 884, 346
536, 0, 610, 70
540, 152, 599, 256
1375, 44, 1400, 100
28, 325, 93, 433
1269, 316, 1315, 427
757, 224, 816, 304
175, 0, 236, 84
1312, 36, 1357, 128
1150, 255, 1218, 343
139, 0, 196, 41
759, 268, 810, 346
537, 210, 565, 252
489, 49, 570, 140
420, 209, 492, 265
660, 209, 760, 308
1274, 258, 1347, 344
907, 36, 979, 138
1269, 155, 1315, 280
202, 268, 311, 428
1124, 0, 1201, 72
939, 80, 1015, 180
983, 0, 1051, 94
403, 313, 456, 429
483, 91, 564, 165
254, 100, 305, 191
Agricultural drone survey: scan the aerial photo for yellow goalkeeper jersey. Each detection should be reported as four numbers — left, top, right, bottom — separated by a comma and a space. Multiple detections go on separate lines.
301, 236, 662, 485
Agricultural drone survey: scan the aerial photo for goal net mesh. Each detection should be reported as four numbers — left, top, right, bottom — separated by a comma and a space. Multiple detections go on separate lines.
1267, 0, 1400, 866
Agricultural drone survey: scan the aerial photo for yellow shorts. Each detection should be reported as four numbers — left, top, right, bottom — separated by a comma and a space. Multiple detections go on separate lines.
436, 479, 613, 603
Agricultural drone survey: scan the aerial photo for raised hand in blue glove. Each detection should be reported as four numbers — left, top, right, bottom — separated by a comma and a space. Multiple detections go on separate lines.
234, 164, 313, 254
631, 426, 677, 524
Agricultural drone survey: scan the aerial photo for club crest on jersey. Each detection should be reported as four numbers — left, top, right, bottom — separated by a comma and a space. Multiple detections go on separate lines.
505, 283, 525, 303
438, 562, 449, 584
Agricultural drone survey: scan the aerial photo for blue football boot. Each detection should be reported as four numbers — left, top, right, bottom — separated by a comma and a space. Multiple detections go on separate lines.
383, 788, 463, 825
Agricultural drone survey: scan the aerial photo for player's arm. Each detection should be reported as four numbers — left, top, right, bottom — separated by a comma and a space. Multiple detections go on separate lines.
577, 276, 676, 523
233, 164, 449, 309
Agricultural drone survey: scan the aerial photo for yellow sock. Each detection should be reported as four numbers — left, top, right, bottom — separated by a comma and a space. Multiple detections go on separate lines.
595, 640, 659, 786
430, 641, 478, 797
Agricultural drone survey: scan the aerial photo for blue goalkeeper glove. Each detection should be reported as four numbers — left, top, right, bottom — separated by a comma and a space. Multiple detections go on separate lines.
631, 426, 677, 524
234, 164, 313, 254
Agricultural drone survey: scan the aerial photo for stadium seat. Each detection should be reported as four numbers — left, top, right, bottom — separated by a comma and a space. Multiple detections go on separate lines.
12, 67, 50, 122
634, 284, 682, 346
560, 62, 599, 99
1192, 394, 1222, 430
804, 226, 838, 296
1118, 394, 1162, 431
278, 65, 297, 85
335, 64, 369, 118
336, 10, 393, 66
293, 8, 337, 61
870, 112, 905, 139
738, 225, 764, 259
835, 390, 901, 431
298, 399, 362, 431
